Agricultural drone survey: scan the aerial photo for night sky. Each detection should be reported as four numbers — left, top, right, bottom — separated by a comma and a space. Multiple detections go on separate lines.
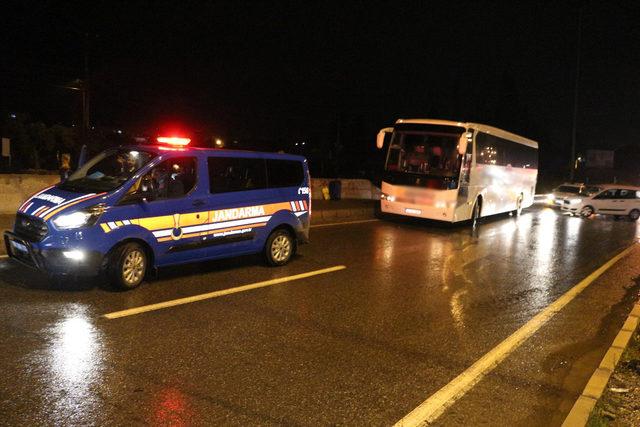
2, 1, 639, 174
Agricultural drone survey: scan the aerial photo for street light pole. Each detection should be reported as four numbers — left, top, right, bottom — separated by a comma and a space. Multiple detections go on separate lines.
570, 6, 582, 181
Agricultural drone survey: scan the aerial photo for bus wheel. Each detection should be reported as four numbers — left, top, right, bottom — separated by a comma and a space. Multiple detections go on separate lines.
629, 209, 640, 221
580, 206, 594, 218
471, 200, 481, 228
514, 195, 523, 217
265, 229, 295, 266
108, 242, 147, 289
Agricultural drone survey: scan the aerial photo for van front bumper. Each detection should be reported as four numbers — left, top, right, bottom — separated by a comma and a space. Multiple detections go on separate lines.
4, 231, 104, 276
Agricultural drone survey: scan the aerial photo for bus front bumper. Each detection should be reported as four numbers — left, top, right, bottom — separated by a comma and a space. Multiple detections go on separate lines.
381, 200, 455, 222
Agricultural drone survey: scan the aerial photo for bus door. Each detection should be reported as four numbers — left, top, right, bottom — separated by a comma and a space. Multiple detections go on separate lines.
456, 131, 474, 218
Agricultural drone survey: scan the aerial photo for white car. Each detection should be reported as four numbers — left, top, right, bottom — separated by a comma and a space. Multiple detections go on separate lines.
545, 183, 585, 207
561, 185, 640, 220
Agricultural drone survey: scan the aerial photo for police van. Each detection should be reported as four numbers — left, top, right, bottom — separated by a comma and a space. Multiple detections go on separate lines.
4, 137, 311, 289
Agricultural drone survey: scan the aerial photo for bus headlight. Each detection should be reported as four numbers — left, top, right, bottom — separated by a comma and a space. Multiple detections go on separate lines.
52, 205, 104, 230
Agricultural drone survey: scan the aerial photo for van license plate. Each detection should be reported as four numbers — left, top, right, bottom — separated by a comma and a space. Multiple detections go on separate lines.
10, 240, 28, 254
405, 208, 422, 215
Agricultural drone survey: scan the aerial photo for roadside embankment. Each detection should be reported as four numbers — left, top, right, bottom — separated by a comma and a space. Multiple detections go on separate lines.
0, 174, 59, 214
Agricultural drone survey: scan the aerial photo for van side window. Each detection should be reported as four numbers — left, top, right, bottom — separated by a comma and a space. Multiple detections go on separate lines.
140, 157, 197, 200
266, 159, 304, 188
208, 157, 267, 193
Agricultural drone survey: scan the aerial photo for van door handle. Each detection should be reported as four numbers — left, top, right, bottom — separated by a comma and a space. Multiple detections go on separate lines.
192, 199, 206, 207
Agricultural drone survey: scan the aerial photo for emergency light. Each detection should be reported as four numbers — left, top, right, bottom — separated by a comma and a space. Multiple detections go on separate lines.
157, 136, 191, 146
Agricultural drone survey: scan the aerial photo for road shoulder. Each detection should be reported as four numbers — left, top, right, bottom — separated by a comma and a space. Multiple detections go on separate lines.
567, 304, 640, 426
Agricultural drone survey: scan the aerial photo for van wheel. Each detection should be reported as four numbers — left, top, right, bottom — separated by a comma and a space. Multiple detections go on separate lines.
108, 242, 147, 289
630, 209, 640, 221
580, 206, 594, 218
265, 229, 295, 266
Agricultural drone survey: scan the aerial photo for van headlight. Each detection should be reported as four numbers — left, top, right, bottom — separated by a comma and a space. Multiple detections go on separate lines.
381, 193, 396, 202
52, 205, 104, 230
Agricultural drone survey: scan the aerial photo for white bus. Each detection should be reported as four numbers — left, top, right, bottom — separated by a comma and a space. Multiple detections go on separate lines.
377, 119, 538, 224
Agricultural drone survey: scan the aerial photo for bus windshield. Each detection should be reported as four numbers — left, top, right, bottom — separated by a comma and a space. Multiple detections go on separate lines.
385, 124, 464, 178
59, 149, 156, 193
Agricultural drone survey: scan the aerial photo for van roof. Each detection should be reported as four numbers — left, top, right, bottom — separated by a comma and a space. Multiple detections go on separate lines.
395, 118, 538, 148
121, 145, 307, 162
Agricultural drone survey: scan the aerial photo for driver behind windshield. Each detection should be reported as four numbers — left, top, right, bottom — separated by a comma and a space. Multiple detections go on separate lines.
60, 149, 156, 193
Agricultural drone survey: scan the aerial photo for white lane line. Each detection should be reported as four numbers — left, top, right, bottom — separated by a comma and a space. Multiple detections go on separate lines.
394, 244, 636, 427
311, 219, 379, 228
103, 265, 347, 320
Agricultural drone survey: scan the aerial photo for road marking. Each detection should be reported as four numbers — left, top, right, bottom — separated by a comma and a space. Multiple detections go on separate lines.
0, 255, 8, 259
394, 244, 636, 427
103, 265, 347, 320
311, 219, 379, 228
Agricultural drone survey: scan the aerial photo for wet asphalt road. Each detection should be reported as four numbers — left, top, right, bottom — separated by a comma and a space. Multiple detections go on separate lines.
1, 206, 640, 426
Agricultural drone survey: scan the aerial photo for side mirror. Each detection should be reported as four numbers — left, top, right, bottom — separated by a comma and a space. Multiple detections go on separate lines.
458, 134, 469, 155
376, 128, 393, 149
120, 190, 153, 205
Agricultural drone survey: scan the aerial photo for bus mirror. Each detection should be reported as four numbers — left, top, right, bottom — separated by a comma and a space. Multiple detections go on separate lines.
458, 134, 468, 155
376, 128, 393, 149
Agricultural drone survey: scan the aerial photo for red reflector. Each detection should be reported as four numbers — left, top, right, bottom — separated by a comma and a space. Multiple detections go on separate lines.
157, 136, 191, 146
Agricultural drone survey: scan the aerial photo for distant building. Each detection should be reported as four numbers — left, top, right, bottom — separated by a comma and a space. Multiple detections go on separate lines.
580, 146, 640, 185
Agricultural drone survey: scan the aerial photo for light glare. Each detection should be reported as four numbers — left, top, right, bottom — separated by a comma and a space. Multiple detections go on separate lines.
157, 137, 191, 146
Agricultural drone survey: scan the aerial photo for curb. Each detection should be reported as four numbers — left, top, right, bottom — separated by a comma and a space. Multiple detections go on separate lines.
311, 205, 377, 225
562, 303, 640, 426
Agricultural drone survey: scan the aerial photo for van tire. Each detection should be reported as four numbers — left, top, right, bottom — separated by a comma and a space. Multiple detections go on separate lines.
107, 242, 147, 290
630, 209, 640, 221
264, 229, 295, 266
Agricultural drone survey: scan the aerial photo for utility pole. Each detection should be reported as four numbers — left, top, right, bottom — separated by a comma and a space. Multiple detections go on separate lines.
570, 6, 582, 181
81, 32, 90, 145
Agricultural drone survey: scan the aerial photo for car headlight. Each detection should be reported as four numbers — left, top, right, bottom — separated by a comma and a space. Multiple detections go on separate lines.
52, 205, 104, 230
546, 194, 555, 203
568, 198, 582, 205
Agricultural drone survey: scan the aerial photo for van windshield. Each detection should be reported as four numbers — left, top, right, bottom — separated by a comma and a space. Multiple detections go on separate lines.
59, 149, 156, 193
